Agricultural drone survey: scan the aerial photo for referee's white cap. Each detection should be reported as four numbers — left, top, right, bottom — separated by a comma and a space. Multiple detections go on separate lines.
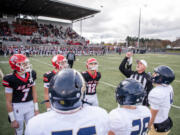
137, 59, 147, 68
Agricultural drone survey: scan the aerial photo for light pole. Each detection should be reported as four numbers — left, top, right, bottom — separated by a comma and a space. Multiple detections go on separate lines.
137, 8, 141, 49
80, 19, 82, 36
72, 15, 95, 37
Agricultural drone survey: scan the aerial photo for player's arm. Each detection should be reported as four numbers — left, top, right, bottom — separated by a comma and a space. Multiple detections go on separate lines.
108, 131, 115, 135
44, 86, 51, 111
43, 73, 51, 111
32, 85, 39, 115
119, 53, 133, 77
148, 89, 161, 129
5, 90, 19, 129
148, 108, 158, 129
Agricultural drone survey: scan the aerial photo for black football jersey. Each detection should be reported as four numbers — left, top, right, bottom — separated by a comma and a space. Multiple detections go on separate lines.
81, 71, 101, 95
43, 70, 56, 84
2, 70, 36, 103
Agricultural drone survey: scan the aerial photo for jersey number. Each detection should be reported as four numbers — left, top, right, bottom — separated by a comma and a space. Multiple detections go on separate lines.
87, 84, 96, 93
131, 117, 150, 135
52, 126, 96, 135
22, 88, 30, 101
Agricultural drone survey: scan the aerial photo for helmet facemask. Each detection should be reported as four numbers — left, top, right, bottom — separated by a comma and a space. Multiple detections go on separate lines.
87, 61, 98, 71
152, 65, 175, 85
16, 59, 32, 74
56, 59, 68, 70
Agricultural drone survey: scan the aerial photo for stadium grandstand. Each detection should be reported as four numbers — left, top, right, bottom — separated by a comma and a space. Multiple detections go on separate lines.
0, 0, 109, 56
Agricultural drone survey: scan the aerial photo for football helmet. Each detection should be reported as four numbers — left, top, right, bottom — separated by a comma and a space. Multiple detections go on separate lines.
9, 54, 31, 73
116, 79, 144, 105
86, 58, 98, 71
152, 65, 175, 84
51, 54, 68, 70
49, 69, 86, 111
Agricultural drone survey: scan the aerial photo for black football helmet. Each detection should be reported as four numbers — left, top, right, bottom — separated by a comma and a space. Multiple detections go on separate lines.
49, 69, 86, 111
116, 79, 144, 105
153, 65, 175, 84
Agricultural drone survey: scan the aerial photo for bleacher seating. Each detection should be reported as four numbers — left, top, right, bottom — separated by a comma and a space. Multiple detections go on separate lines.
0, 21, 11, 36
0, 18, 87, 46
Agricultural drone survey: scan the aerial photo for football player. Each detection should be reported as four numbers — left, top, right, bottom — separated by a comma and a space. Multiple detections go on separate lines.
109, 79, 151, 135
2, 54, 39, 135
25, 69, 109, 135
81, 58, 101, 106
148, 65, 175, 135
43, 54, 68, 111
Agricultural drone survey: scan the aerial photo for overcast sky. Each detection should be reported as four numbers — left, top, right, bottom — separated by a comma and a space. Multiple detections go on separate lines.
59, 0, 180, 43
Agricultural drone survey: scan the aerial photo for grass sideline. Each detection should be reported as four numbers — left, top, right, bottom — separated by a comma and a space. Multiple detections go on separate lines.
0, 53, 180, 135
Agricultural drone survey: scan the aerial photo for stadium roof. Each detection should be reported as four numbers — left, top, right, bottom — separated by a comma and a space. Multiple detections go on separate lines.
0, 0, 100, 21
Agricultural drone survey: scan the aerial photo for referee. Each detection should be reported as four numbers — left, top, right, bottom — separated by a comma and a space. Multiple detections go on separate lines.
66, 50, 76, 68
119, 52, 153, 106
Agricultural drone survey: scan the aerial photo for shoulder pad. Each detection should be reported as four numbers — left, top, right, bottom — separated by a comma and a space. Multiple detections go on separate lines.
2, 74, 13, 87
148, 88, 164, 105
43, 71, 53, 83
31, 70, 37, 80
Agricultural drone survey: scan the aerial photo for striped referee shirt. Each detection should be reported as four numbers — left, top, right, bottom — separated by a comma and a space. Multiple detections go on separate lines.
119, 57, 153, 105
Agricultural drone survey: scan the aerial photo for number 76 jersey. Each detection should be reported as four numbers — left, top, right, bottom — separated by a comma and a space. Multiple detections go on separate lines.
25, 106, 110, 135
109, 106, 151, 135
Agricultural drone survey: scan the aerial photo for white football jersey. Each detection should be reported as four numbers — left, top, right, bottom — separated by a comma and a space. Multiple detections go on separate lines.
25, 105, 109, 135
109, 106, 151, 135
148, 85, 173, 123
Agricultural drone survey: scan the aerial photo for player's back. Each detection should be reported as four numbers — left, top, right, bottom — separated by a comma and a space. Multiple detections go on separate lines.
25, 105, 109, 135
109, 105, 151, 135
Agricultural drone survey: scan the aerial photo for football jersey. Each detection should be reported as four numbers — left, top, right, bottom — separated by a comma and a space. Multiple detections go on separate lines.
2, 70, 36, 103
109, 106, 151, 135
81, 71, 101, 95
148, 85, 173, 123
43, 70, 56, 88
25, 105, 109, 135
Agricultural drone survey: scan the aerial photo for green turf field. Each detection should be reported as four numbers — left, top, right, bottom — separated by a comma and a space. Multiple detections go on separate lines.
0, 53, 180, 135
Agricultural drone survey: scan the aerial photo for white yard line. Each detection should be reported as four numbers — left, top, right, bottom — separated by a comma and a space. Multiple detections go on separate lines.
100, 81, 116, 88
0, 61, 8, 64
0, 68, 4, 78
31, 58, 52, 67
171, 104, 180, 109
174, 80, 180, 83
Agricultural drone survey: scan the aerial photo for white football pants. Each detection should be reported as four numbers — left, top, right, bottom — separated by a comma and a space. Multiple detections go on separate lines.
84, 94, 99, 106
13, 101, 34, 135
